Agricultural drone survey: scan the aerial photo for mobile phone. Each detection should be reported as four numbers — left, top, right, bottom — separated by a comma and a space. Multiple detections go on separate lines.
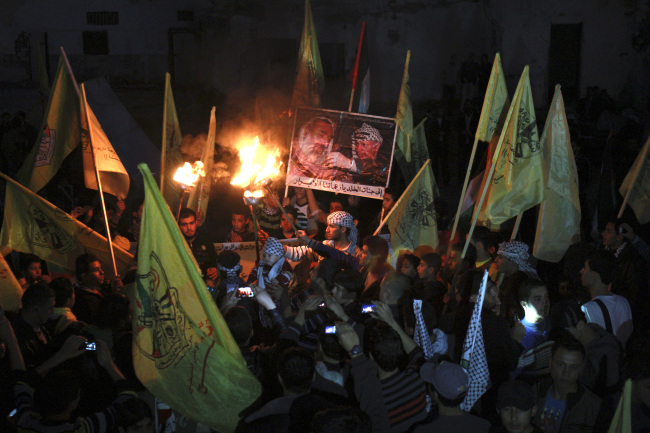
318, 302, 326, 308
324, 325, 336, 334
237, 287, 254, 298
85, 342, 97, 351
361, 303, 376, 313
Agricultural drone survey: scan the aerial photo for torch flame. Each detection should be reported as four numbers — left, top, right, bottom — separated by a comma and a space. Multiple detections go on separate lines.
231, 136, 281, 187
173, 161, 205, 187
244, 190, 264, 198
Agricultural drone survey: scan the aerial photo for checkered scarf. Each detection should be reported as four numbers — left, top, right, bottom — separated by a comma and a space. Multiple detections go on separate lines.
460, 270, 490, 412
413, 299, 436, 413
257, 237, 285, 289
327, 211, 357, 248
497, 241, 539, 279
217, 262, 242, 283
351, 123, 382, 160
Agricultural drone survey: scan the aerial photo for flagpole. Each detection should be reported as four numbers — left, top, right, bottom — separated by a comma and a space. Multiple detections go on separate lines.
81, 84, 118, 276
160, 73, 170, 194
447, 136, 480, 257
60, 47, 80, 97
347, 21, 366, 112
510, 213, 523, 240
618, 133, 650, 218
374, 159, 431, 235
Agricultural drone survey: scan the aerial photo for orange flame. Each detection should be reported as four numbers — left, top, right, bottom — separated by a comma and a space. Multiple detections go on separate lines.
230, 136, 282, 187
244, 190, 264, 198
173, 161, 205, 187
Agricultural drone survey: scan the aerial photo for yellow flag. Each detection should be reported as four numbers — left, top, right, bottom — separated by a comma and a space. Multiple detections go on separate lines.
608, 379, 632, 433
533, 86, 581, 262
0, 172, 132, 279
290, 0, 324, 109
0, 255, 22, 311
17, 54, 80, 193
475, 66, 544, 226
80, 84, 130, 200
619, 133, 650, 224
475, 53, 509, 143
161, 73, 184, 212
186, 107, 216, 225
386, 160, 439, 251
395, 50, 413, 162
134, 163, 261, 433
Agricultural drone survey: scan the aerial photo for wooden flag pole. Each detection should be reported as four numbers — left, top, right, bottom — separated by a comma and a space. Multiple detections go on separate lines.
510, 213, 523, 241
373, 160, 431, 235
60, 47, 80, 97
348, 21, 366, 112
447, 136, 480, 257
618, 133, 650, 218
160, 73, 170, 194
81, 84, 118, 276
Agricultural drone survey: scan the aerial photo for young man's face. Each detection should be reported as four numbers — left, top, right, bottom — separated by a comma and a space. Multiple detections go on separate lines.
83, 260, 105, 287
360, 245, 372, 267
280, 214, 295, 232
36, 297, 55, 325
382, 193, 395, 212
482, 282, 501, 315
25, 262, 42, 284
400, 261, 417, 279
325, 223, 343, 241
496, 255, 517, 275
523, 286, 550, 318
550, 347, 583, 389
179, 215, 197, 239
262, 251, 282, 266
294, 187, 306, 201
602, 222, 621, 249
231, 214, 248, 234
580, 260, 595, 288
417, 261, 434, 280
329, 201, 344, 214
498, 406, 536, 433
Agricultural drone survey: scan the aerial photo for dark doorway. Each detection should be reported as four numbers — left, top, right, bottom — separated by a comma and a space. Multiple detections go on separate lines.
548, 23, 582, 107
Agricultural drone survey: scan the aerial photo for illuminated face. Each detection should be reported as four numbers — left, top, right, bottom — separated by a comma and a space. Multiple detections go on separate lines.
524, 286, 550, 318
356, 139, 381, 160
382, 193, 395, 212
326, 223, 343, 241
498, 406, 536, 433
263, 251, 282, 266
305, 120, 333, 153
179, 215, 197, 239
329, 201, 344, 214
602, 222, 620, 249
400, 260, 417, 278
551, 347, 583, 389
360, 245, 371, 267
231, 214, 248, 234
294, 187, 306, 201
25, 262, 42, 284
84, 260, 105, 287
280, 214, 295, 232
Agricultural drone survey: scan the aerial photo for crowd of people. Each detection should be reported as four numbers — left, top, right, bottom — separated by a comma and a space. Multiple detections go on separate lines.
0, 54, 649, 433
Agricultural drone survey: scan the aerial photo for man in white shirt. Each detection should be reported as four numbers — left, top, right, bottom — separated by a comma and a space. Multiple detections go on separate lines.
580, 250, 633, 347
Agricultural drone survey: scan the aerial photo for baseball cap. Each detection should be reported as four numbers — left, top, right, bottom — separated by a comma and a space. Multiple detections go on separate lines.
497, 381, 536, 410
420, 361, 469, 400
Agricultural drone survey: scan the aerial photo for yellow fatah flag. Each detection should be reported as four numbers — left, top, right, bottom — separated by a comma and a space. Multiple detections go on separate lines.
395, 50, 414, 162
608, 379, 632, 433
475, 53, 509, 143
0, 172, 132, 279
619, 133, 650, 224
290, 0, 324, 110
475, 66, 544, 226
533, 86, 581, 262
80, 84, 130, 200
134, 163, 261, 433
0, 255, 23, 311
386, 160, 439, 251
186, 107, 216, 225
161, 73, 184, 212
17, 55, 80, 193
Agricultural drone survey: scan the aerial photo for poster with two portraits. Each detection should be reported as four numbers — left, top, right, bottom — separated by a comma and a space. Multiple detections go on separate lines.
286, 107, 397, 199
